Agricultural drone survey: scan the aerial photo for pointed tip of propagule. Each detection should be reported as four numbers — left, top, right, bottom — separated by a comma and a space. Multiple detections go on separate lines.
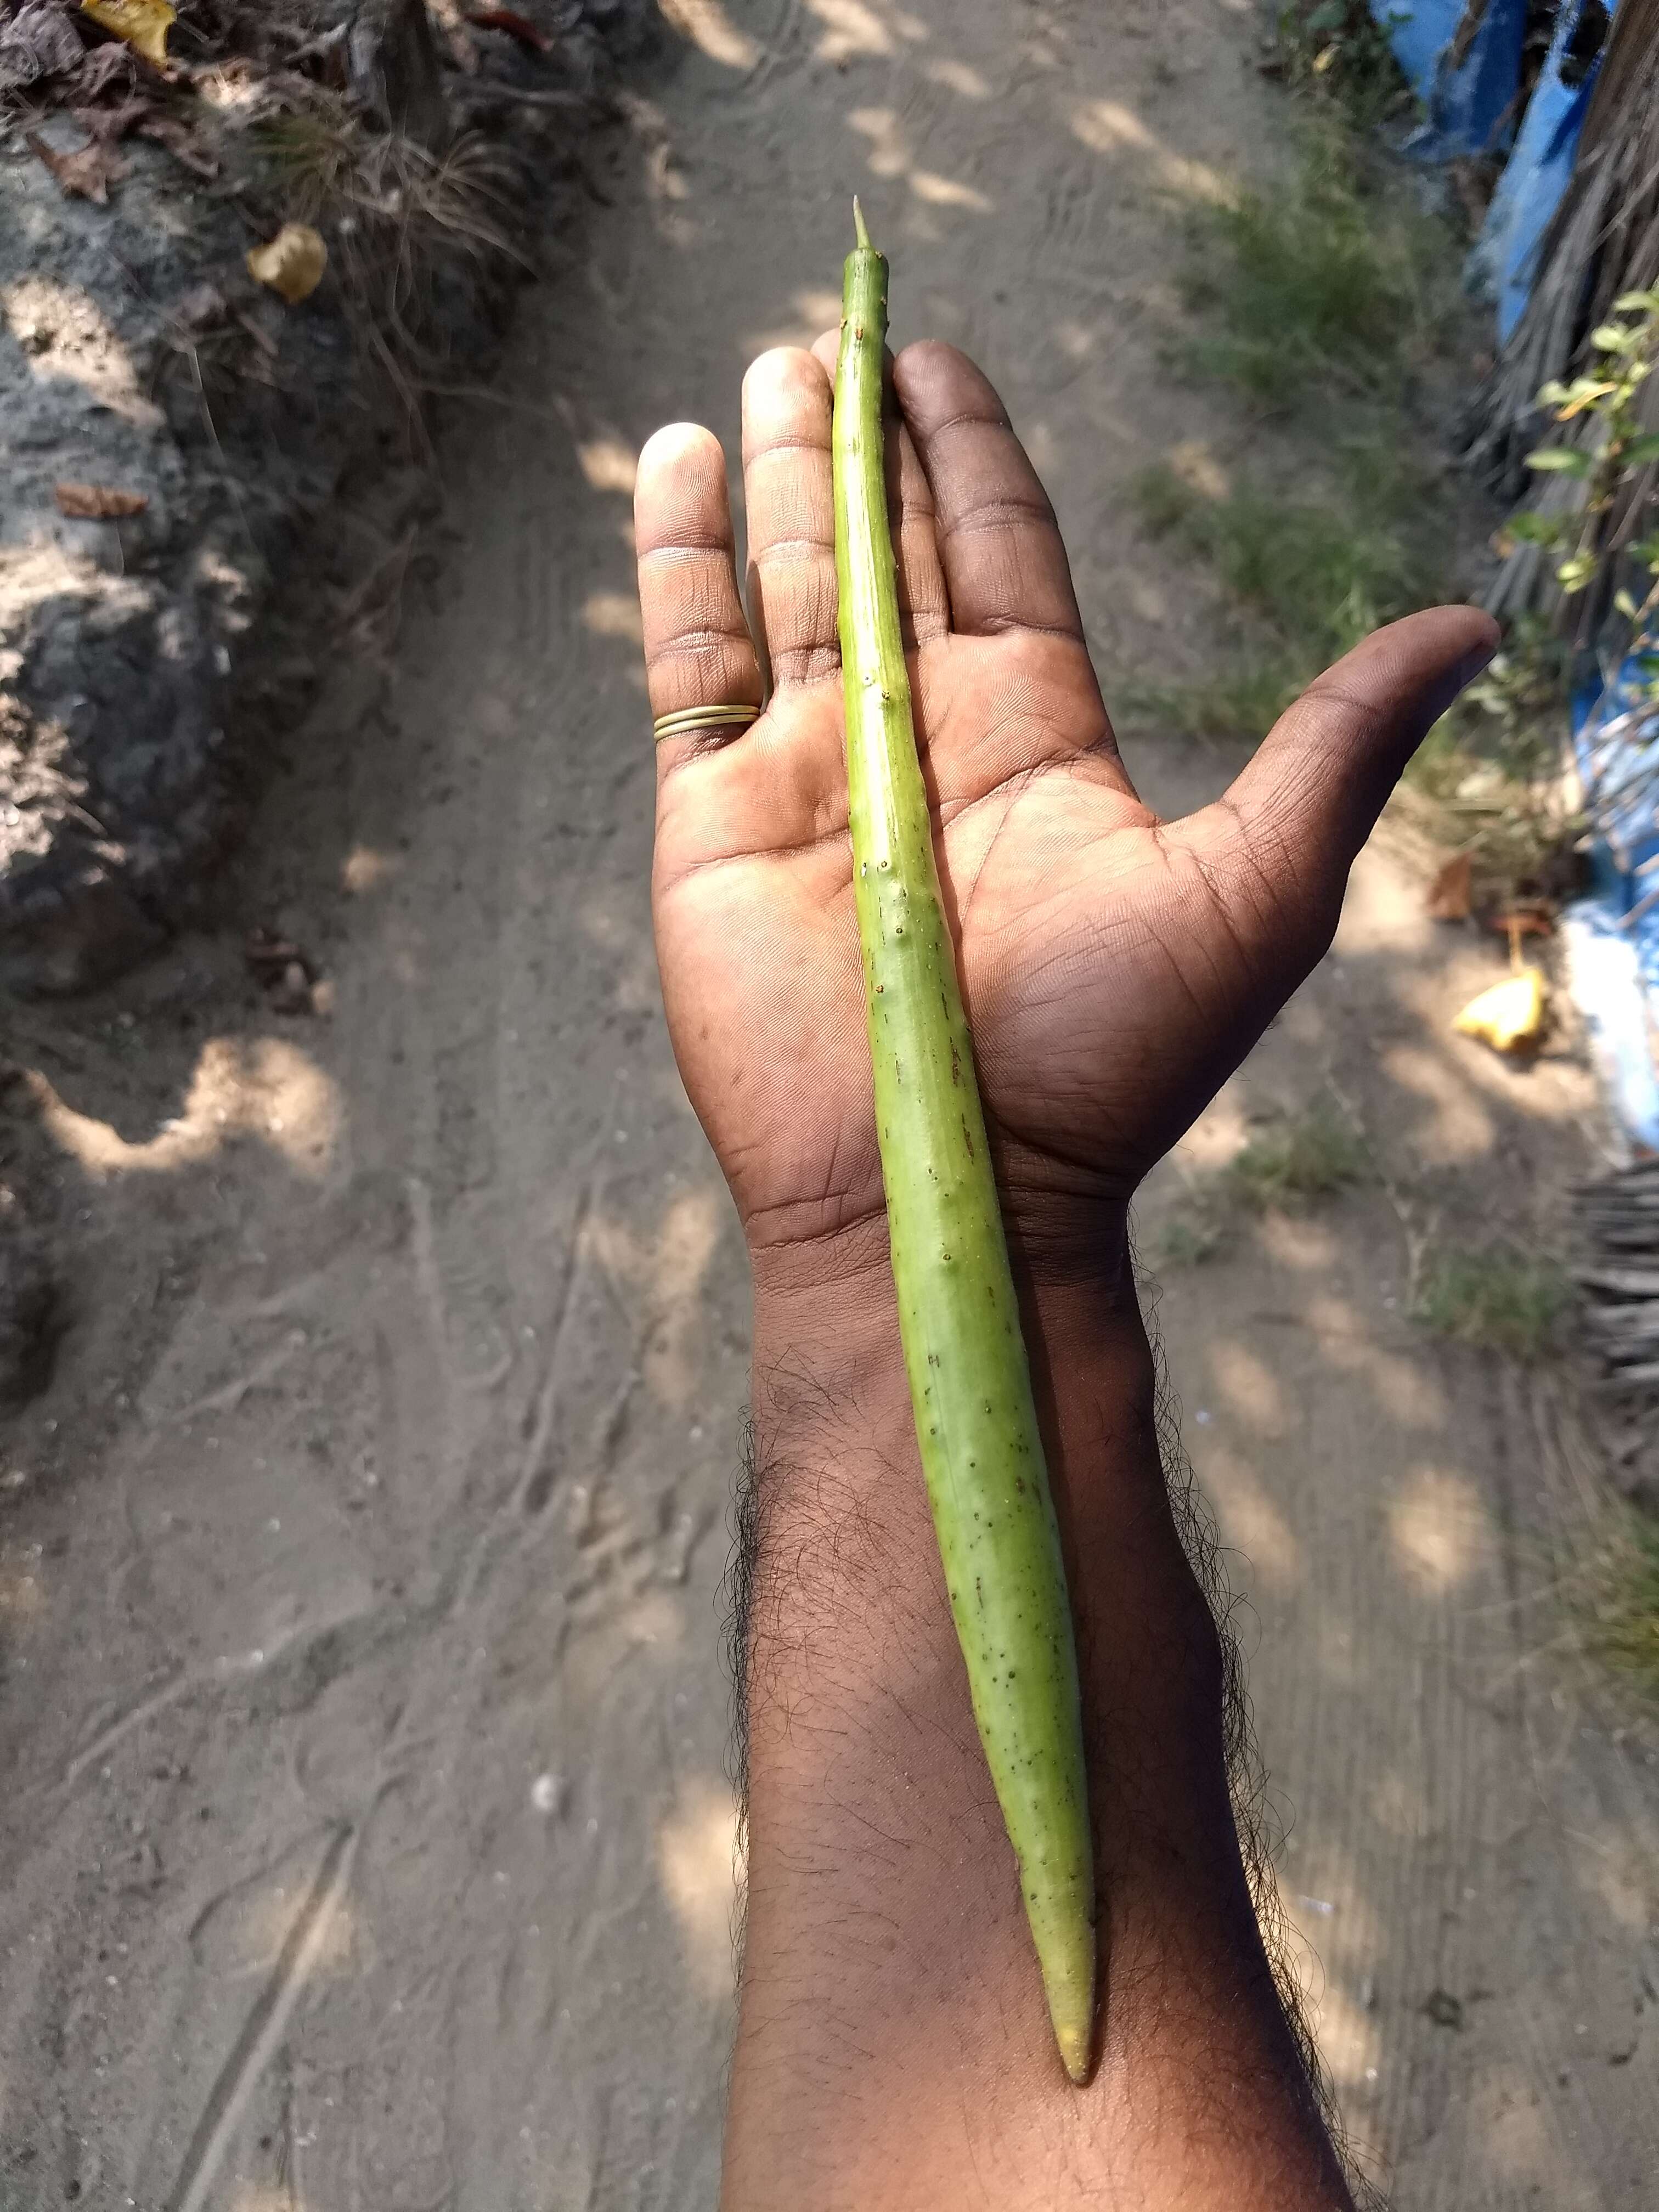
1057, 2020, 1093, 2087
852, 195, 871, 252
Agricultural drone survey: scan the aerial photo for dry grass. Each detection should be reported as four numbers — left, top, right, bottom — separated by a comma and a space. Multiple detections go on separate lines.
1585, 1508, 1659, 1701
258, 101, 531, 422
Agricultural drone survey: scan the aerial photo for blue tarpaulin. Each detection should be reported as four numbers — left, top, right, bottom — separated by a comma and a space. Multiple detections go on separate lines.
1368, 0, 1525, 158
1471, 0, 1618, 339
1372, 1, 1657, 1148
1569, 664, 1659, 1149
1372, 1, 1616, 337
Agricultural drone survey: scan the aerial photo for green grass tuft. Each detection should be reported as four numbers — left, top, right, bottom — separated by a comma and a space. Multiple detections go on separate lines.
1119, 657, 1308, 740
1261, 2, 1420, 137
1223, 1103, 1370, 1213
1130, 462, 1419, 662
1592, 1513, 1659, 1697
1413, 1248, 1570, 1357
1149, 1205, 1231, 1268
1174, 128, 1451, 411
1131, 105, 1470, 742
1125, 460, 1435, 739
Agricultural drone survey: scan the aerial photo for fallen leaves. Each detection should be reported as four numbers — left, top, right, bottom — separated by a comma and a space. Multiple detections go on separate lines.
54, 483, 149, 519
1424, 857, 1556, 941
26, 129, 126, 204
0, 1, 86, 92
468, 8, 550, 50
1453, 968, 1549, 1056
245, 932, 329, 1017
80, 0, 173, 70
139, 109, 218, 175
75, 39, 139, 98
1424, 851, 1472, 922
71, 94, 150, 144
246, 223, 328, 304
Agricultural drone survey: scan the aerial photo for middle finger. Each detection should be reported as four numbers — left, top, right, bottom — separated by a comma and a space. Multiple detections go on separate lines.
741, 347, 841, 691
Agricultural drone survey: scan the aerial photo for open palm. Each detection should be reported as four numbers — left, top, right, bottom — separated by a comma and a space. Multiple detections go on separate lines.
637, 340, 1493, 1290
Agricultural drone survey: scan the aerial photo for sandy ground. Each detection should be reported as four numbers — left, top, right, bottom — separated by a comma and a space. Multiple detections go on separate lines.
3, 0, 1658, 2205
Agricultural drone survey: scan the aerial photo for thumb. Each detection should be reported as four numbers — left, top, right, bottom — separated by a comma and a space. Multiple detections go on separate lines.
1216, 606, 1499, 883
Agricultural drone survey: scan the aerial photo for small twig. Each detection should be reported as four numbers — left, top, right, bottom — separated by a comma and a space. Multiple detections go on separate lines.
450, 81, 601, 111
335, 522, 419, 636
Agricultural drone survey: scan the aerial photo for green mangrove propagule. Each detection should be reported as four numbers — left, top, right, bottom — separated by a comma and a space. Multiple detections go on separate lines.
831, 200, 1096, 2082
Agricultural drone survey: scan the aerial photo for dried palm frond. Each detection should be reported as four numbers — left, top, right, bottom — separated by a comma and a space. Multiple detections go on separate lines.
1576, 1155, 1659, 1401
1467, 0, 1659, 636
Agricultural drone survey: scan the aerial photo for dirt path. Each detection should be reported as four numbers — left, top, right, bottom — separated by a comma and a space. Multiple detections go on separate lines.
2, 2, 1656, 2205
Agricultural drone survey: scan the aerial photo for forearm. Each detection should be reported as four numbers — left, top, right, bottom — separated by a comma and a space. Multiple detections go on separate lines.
722, 1237, 1353, 2212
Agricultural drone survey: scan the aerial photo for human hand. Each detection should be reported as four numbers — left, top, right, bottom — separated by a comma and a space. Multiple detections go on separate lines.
634, 338, 1471, 2208
636, 337, 1494, 1289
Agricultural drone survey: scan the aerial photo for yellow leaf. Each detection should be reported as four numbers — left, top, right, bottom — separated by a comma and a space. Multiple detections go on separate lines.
1452, 968, 1547, 1054
246, 223, 328, 305
80, 0, 174, 68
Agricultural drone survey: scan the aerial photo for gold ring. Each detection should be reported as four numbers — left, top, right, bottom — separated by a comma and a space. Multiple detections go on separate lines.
652, 702, 761, 744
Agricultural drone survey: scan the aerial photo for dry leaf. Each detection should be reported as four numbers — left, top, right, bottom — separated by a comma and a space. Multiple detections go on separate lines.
80, 0, 173, 70
1424, 850, 1472, 922
0, 1, 86, 91
55, 482, 149, 519
27, 129, 126, 204
467, 8, 550, 50
75, 40, 138, 96
1453, 969, 1548, 1055
139, 111, 218, 177
71, 95, 150, 143
246, 223, 328, 304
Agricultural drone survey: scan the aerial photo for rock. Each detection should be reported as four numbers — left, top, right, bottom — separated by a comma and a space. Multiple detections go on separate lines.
2, 0, 654, 998
0, 555, 224, 993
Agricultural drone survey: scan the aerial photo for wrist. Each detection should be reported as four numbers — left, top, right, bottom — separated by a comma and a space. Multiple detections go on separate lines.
744, 1235, 1216, 1757
747, 1193, 1139, 1398
728, 1214, 1350, 2209
748, 1216, 1159, 1609
743, 1166, 1137, 1307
